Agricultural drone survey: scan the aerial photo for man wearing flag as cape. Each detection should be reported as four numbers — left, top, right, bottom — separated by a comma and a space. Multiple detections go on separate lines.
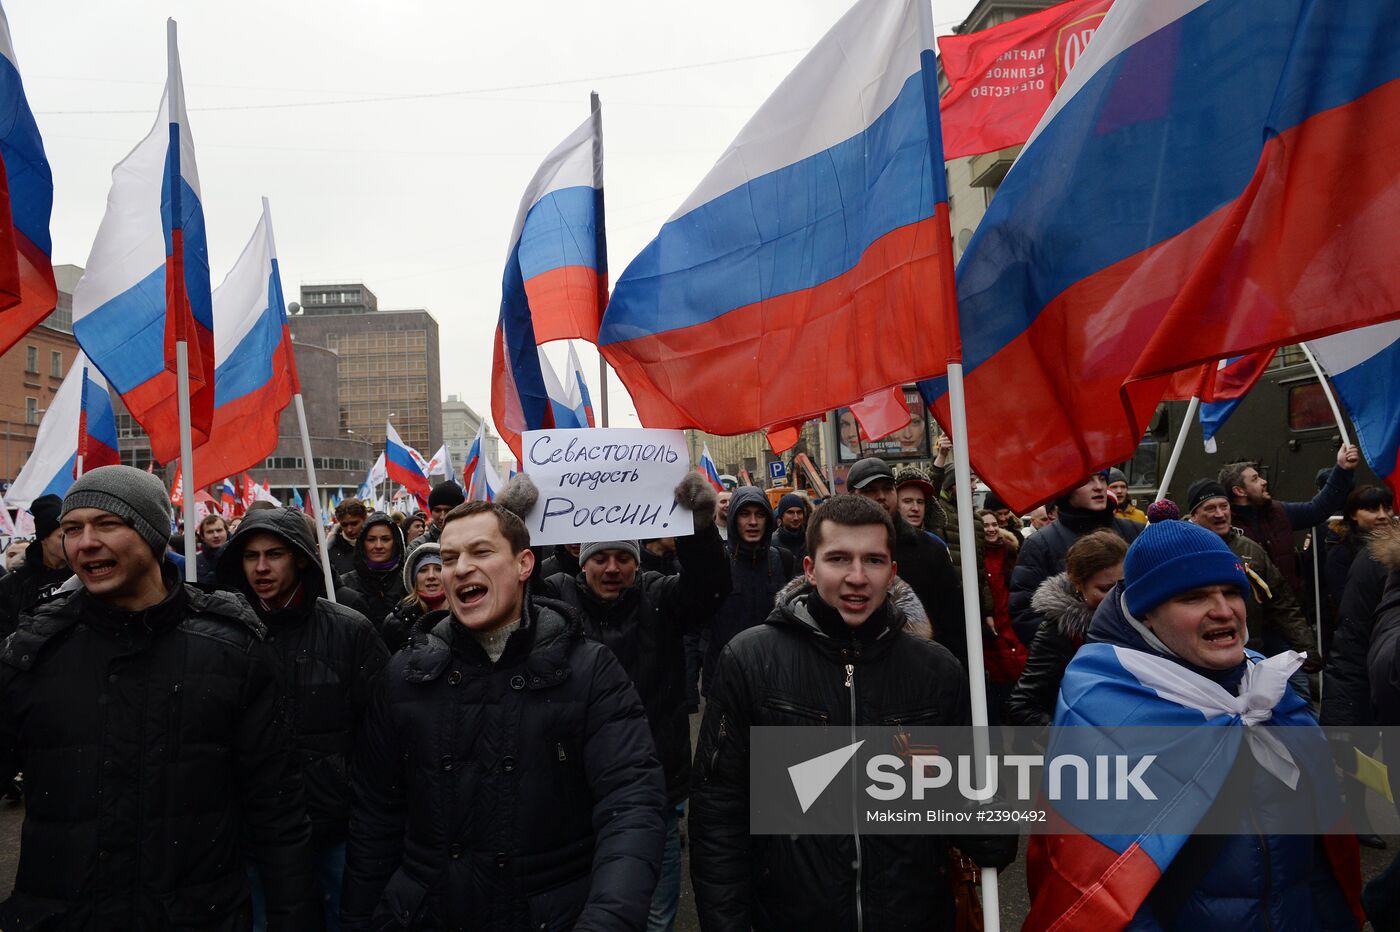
1026, 520, 1362, 930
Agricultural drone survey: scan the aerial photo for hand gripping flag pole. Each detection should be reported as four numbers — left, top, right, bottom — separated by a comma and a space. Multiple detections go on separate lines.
916, 0, 999, 925
168, 20, 199, 582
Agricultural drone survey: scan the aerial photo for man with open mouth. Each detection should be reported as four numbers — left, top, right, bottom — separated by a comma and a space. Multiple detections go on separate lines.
343, 490, 667, 931
0, 465, 321, 930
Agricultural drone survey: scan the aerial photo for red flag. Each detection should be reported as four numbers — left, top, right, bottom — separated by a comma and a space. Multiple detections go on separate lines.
170, 463, 183, 507
938, 0, 1114, 160
850, 386, 912, 442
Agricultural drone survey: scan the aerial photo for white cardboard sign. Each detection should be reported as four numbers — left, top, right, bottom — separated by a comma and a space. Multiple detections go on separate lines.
522, 428, 695, 546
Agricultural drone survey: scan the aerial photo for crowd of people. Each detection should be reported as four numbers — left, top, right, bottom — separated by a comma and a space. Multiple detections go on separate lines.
0, 439, 1395, 929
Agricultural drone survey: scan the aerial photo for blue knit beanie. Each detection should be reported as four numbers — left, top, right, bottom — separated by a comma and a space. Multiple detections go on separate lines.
1123, 520, 1251, 617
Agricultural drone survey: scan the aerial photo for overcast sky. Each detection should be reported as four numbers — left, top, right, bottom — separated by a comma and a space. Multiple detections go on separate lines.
13, 0, 979, 434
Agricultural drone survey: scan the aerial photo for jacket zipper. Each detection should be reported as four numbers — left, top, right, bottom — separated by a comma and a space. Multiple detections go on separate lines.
846, 662, 863, 932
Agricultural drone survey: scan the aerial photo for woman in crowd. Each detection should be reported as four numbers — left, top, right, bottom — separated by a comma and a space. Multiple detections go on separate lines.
978, 508, 1025, 722
381, 542, 444, 652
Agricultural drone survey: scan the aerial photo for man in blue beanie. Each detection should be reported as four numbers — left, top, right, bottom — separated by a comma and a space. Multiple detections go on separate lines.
1025, 519, 1362, 930
771, 491, 809, 565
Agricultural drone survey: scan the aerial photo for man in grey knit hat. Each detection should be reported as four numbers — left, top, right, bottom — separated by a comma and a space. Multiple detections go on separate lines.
0, 466, 321, 930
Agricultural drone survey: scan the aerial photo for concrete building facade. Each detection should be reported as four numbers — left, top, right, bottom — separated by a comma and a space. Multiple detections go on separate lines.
290, 282, 443, 458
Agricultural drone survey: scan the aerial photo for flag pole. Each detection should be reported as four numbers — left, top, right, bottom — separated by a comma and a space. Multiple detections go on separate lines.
1155, 395, 1200, 502
1298, 343, 1353, 447
917, 2, 998, 927
168, 19, 198, 582
263, 195, 338, 601
591, 90, 611, 429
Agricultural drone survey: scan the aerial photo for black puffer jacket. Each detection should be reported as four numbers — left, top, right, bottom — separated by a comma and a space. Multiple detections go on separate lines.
1009, 505, 1141, 646
0, 537, 70, 637
1322, 529, 1392, 728
703, 486, 794, 696
544, 525, 729, 806
217, 507, 390, 849
0, 571, 320, 931
691, 580, 1016, 932
538, 544, 581, 580
327, 527, 358, 577
1003, 572, 1091, 726
337, 512, 408, 628
343, 598, 667, 932
381, 600, 429, 654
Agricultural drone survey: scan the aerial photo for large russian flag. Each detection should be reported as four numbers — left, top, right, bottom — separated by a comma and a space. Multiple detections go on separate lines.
191, 200, 296, 488
919, 0, 1400, 512
5, 353, 117, 509
1308, 321, 1400, 499
599, 0, 952, 436
0, 2, 55, 358
73, 20, 215, 467
385, 420, 430, 504
492, 101, 605, 457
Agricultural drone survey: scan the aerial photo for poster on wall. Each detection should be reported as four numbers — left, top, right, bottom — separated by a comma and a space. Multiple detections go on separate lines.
834, 386, 936, 463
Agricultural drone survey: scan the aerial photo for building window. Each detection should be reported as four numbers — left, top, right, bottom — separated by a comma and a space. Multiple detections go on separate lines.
25, 397, 37, 425
24, 346, 36, 373
1288, 382, 1332, 431
50, 351, 62, 378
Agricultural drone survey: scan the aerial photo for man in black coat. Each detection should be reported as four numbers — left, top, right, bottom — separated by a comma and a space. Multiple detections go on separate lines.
408, 480, 465, 550
195, 512, 230, 585
532, 474, 729, 931
0, 465, 320, 930
772, 491, 810, 566
218, 507, 390, 930
327, 497, 368, 577
1009, 471, 1142, 646
337, 511, 408, 629
0, 494, 69, 637
849, 457, 968, 668
343, 496, 667, 931
690, 495, 1016, 931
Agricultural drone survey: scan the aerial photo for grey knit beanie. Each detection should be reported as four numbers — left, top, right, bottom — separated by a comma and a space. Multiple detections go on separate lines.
579, 540, 640, 564
61, 465, 172, 555
402, 541, 442, 592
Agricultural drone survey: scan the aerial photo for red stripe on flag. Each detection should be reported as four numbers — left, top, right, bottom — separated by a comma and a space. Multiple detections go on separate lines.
602, 214, 949, 434
523, 264, 604, 343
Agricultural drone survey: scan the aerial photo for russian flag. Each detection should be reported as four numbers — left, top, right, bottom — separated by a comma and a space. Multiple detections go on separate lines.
599, 0, 952, 436
492, 100, 606, 457
1308, 321, 1400, 499
220, 476, 238, 517
919, 0, 1400, 512
191, 200, 296, 488
0, 3, 55, 358
5, 353, 117, 509
566, 343, 595, 428
426, 443, 454, 483
385, 420, 430, 505
463, 424, 501, 503
1198, 350, 1275, 453
539, 347, 590, 430
73, 20, 216, 466
698, 444, 724, 494
1026, 642, 1361, 929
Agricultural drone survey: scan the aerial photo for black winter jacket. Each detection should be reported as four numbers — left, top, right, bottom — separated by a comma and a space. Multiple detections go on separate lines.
0, 573, 320, 931
1009, 507, 1141, 646
538, 545, 581, 580
1003, 572, 1091, 727
327, 528, 358, 577
892, 513, 968, 669
1322, 531, 1391, 728
196, 542, 225, 586
338, 512, 408, 629
704, 486, 794, 696
343, 599, 667, 932
218, 507, 391, 849
382, 599, 430, 653
1370, 571, 1400, 729
544, 525, 729, 805
0, 537, 70, 637
690, 581, 1016, 932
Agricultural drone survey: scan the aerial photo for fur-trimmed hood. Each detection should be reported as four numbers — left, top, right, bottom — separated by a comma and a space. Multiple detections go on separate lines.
1368, 522, 1400, 571
1030, 571, 1094, 640
773, 575, 932, 640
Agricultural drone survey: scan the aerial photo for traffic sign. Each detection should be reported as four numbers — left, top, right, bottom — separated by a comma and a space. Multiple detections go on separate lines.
768, 460, 788, 482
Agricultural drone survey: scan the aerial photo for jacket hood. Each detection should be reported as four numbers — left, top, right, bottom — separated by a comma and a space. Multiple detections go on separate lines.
1031, 572, 1094, 640
727, 485, 775, 554
353, 511, 405, 573
1368, 523, 1400, 571
216, 507, 325, 600
771, 575, 931, 640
